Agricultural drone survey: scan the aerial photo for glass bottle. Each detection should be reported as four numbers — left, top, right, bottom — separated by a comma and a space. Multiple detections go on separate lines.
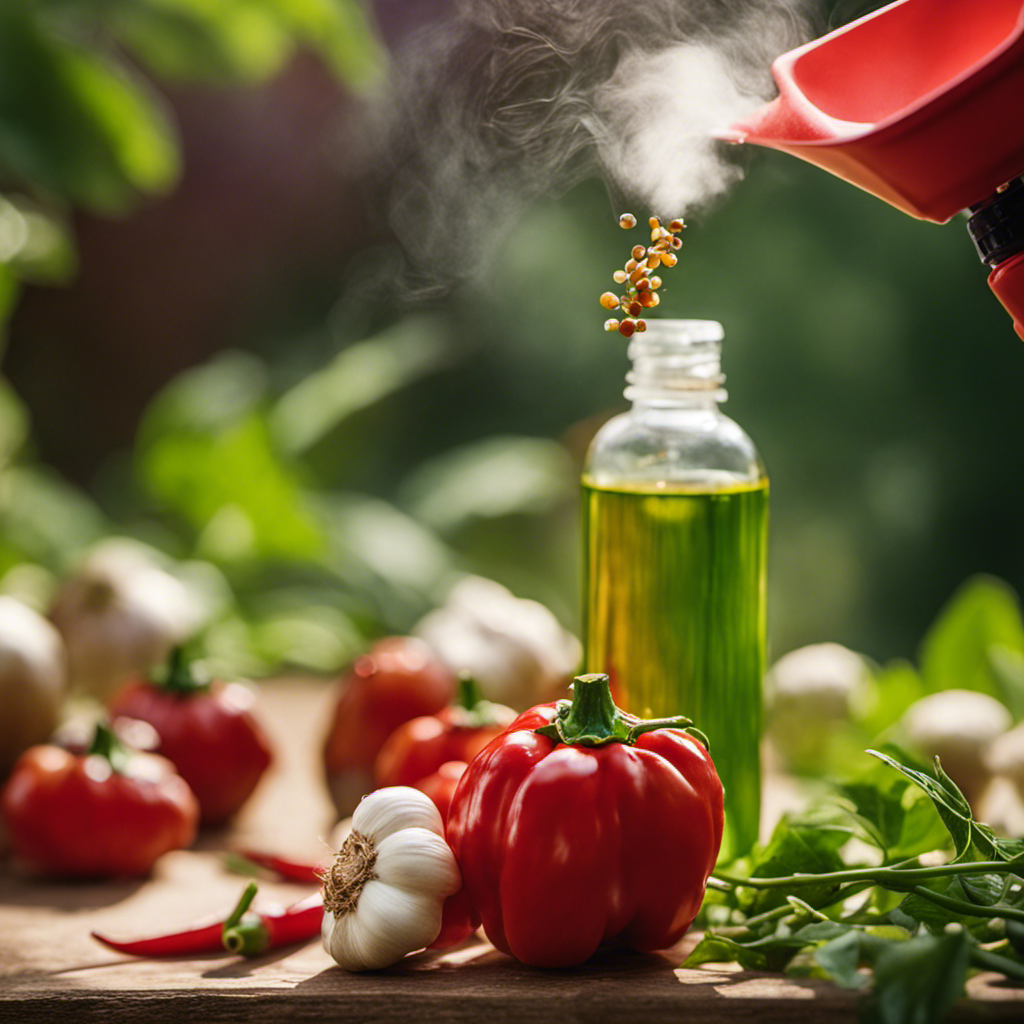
582, 319, 768, 861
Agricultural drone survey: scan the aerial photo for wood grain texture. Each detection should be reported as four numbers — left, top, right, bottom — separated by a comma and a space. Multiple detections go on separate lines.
2, 679, 1023, 1022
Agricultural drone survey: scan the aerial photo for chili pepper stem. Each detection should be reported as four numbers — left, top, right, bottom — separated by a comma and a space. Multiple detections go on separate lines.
221, 881, 271, 956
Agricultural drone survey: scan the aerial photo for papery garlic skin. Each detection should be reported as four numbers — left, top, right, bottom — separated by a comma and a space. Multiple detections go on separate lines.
322, 786, 461, 972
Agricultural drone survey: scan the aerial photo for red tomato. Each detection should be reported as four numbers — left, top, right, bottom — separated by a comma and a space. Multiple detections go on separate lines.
375, 676, 516, 795
109, 653, 272, 826
323, 637, 454, 816
2, 727, 198, 877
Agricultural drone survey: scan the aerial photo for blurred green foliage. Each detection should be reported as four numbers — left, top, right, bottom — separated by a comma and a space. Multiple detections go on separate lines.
1, 0, 1023, 684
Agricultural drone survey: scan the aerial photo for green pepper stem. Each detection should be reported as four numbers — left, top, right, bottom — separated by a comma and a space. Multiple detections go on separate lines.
907, 884, 1024, 925
159, 647, 210, 696
535, 673, 702, 748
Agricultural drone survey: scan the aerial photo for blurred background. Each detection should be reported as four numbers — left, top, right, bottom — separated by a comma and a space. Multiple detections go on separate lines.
1, 0, 1022, 680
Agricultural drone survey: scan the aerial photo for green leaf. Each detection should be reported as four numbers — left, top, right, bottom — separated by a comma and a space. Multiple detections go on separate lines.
265, 0, 385, 87
813, 930, 870, 990
742, 813, 851, 914
111, 0, 292, 82
271, 316, 450, 456
868, 929, 971, 1024
919, 575, 1024, 705
839, 777, 907, 854
0, 8, 179, 210
868, 747, 991, 861
682, 933, 772, 972
399, 435, 575, 533
138, 356, 325, 562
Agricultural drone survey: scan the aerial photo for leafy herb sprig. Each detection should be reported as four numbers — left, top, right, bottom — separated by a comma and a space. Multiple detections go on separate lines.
695, 747, 1024, 1023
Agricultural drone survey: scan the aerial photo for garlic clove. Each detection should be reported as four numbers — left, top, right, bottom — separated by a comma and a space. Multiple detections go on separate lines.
375, 828, 462, 895
353, 786, 444, 842
352, 880, 443, 968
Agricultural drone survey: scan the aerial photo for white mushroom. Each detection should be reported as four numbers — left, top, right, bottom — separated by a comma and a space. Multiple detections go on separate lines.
901, 689, 1012, 804
765, 642, 873, 772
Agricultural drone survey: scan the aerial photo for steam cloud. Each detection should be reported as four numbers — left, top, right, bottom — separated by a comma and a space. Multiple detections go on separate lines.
366, 0, 818, 292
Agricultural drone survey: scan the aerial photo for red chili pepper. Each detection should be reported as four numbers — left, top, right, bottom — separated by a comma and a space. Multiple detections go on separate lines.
108, 649, 273, 826
323, 637, 455, 817
1, 722, 198, 878
446, 673, 724, 968
231, 849, 325, 885
374, 675, 516, 797
93, 883, 324, 957
221, 883, 324, 956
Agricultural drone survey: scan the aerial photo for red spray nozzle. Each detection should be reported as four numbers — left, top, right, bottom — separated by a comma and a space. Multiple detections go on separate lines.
723, 0, 1024, 223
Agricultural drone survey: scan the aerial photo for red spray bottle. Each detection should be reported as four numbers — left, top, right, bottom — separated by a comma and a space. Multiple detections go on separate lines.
722, 0, 1024, 338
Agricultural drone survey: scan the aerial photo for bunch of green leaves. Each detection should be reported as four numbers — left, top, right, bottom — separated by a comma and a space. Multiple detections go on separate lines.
0, 0, 383, 343
692, 748, 1024, 1024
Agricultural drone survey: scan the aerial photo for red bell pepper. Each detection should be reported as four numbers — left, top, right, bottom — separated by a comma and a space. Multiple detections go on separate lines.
375, 676, 516, 794
1, 722, 198, 878
445, 673, 724, 967
323, 636, 455, 817
108, 649, 272, 826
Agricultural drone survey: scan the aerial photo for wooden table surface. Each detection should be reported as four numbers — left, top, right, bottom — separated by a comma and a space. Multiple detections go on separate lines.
2, 678, 1023, 1022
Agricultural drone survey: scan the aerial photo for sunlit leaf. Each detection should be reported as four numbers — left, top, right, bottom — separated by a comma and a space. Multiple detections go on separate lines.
271, 316, 450, 456
399, 435, 575, 532
919, 575, 1024, 703
265, 0, 385, 86
0, 8, 179, 210
111, 0, 292, 82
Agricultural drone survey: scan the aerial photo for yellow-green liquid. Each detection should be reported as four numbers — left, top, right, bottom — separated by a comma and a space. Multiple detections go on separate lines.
582, 477, 769, 861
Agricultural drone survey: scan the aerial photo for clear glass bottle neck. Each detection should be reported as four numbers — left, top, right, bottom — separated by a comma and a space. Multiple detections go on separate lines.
624, 319, 726, 410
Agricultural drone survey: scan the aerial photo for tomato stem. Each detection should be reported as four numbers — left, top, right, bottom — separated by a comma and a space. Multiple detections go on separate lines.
159, 647, 211, 696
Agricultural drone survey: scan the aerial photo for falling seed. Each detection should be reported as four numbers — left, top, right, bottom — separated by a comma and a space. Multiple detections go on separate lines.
671, 236, 683, 250
600, 291, 620, 310
648, 216, 660, 229
636, 278, 651, 292
604, 318, 620, 332
628, 300, 643, 316
613, 270, 628, 284
636, 319, 648, 332
619, 213, 637, 229
650, 275, 662, 289
669, 218, 685, 233
625, 258, 638, 273
660, 251, 678, 268
629, 266, 645, 285
631, 245, 646, 261
646, 254, 661, 269
640, 290, 660, 308
619, 318, 637, 337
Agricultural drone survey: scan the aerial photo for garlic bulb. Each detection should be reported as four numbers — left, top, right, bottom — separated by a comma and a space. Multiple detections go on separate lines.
50, 539, 195, 700
414, 576, 581, 709
0, 596, 66, 776
321, 786, 461, 971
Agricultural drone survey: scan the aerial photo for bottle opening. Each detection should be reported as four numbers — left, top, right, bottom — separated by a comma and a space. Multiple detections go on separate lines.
625, 319, 726, 405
